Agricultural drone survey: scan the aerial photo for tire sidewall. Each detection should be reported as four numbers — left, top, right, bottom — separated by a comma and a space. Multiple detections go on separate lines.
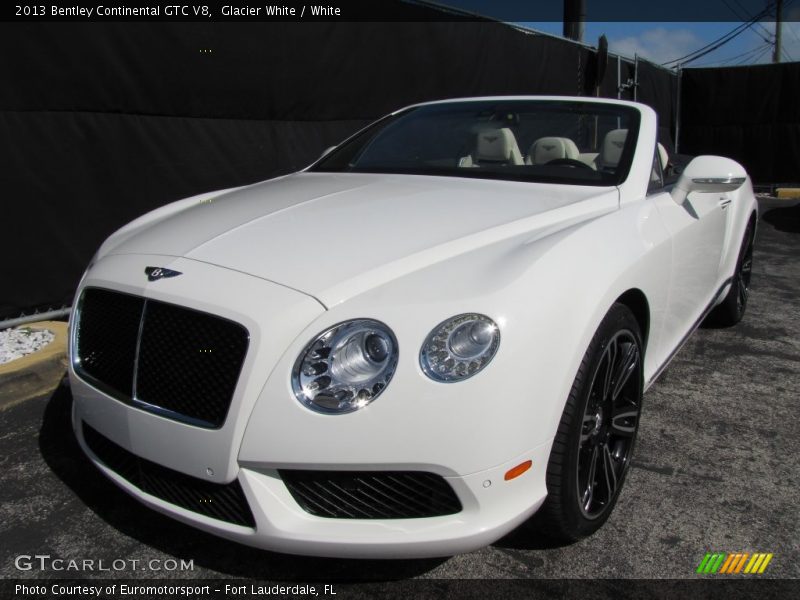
549, 303, 644, 539
708, 220, 755, 326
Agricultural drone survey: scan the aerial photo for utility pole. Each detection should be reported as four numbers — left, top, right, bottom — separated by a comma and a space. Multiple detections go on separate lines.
773, 0, 783, 63
563, 0, 586, 42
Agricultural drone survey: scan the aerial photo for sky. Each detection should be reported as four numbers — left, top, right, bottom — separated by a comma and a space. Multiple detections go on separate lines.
433, 0, 800, 68
522, 20, 800, 68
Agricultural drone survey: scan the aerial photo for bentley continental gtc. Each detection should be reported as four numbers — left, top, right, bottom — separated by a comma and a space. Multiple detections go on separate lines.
68, 97, 757, 558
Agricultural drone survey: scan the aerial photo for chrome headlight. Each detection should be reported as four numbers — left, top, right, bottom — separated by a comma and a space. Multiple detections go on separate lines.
292, 319, 398, 414
420, 314, 500, 382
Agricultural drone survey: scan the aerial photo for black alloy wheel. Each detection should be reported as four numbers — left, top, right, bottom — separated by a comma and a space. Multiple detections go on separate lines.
577, 329, 641, 519
735, 227, 754, 315
535, 303, 644, 541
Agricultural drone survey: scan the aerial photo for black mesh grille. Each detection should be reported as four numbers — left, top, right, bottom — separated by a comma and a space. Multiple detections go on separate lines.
75, 288, 144, 400
74, 287, 249, 428
82, 422, 255, 527
136, 300, 249, 428
279, 470, 462, 519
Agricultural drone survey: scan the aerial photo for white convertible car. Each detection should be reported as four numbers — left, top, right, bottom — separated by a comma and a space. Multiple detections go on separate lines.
68, 97, 757, 558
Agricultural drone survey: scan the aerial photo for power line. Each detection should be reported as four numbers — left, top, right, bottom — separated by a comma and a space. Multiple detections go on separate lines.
697, 43, 762, 66
731, 0, 774, 40
789, 25, 800, 44
662, 2, 777, 67
780, 0, 799, 48
730, 43, 773, 64
693, 41, 771, 67
736, 47, 761, 64
751, 45, 773, 64
721, 42, 773, 65
662, 23, 752, 66
724, 0, 772, 43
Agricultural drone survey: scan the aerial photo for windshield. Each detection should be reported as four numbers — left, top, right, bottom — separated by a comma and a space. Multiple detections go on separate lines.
312, 100, 641, 186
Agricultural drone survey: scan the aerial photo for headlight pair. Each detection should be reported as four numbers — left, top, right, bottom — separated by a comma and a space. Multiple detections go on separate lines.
292, 314, 500, 414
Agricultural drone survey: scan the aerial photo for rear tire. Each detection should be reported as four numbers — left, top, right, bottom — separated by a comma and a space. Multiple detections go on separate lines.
706, 222, 755, 327
535, 303, 644, 542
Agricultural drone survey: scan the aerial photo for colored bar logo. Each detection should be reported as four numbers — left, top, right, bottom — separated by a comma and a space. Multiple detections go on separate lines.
696, 552, 774, 574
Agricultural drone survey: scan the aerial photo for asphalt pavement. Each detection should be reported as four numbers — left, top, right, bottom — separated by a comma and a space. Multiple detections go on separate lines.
1, 200, 798, 586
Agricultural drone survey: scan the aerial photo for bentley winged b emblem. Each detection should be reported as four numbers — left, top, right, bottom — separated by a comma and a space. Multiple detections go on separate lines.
145, 266, 182, 282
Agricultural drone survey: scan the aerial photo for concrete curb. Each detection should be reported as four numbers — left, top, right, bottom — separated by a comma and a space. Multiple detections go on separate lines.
776, 188, 800, 199
0, 321, 68, 410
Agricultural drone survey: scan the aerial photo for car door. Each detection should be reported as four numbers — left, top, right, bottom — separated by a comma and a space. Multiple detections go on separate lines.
649, 151, 729, 350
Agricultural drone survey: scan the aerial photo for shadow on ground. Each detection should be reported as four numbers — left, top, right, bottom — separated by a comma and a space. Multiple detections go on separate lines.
493, 522, 572, 552
762, 204, 800, 233
38, 385, 447, 580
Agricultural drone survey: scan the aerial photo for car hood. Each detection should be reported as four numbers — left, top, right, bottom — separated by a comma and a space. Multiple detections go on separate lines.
110, 172, 618, 307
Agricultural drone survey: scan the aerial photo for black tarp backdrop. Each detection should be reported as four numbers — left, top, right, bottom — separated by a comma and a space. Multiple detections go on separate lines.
636, 60, 679, 152
1, 18, 679, 320
680, 61, 800, 184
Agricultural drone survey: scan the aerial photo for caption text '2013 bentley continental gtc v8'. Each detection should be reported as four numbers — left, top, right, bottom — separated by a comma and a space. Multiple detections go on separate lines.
68, 97, 757, 558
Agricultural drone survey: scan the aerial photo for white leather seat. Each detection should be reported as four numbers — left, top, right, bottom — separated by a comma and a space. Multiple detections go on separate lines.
527, 136, 580, 165
595, 129, 628, 171
577, 152, 599, 168
650, 142, 669, 186
465, 127, 524, 167
657, 142, 669, 172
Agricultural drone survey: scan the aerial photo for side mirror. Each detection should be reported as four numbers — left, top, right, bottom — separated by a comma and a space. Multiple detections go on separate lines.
319, 145, 337, 160
670, 155, 747, 205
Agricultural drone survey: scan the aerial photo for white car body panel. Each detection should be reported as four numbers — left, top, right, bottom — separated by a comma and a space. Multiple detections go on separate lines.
108, 172, 618, 308
72, 253, 325, 484
68, 96, 758, 558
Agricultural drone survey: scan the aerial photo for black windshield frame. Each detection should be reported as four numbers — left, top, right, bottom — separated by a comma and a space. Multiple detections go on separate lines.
310, 100, 642, 187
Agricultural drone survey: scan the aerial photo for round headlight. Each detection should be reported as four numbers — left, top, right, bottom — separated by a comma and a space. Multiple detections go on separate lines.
292, 319, 398, 414
420, 314, 500, 382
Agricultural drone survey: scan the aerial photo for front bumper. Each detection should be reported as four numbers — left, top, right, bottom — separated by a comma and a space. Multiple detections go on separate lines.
69, 253, 553, 558
73, 406, 550, 558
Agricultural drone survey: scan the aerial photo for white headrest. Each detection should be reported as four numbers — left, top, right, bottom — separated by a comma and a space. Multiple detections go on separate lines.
597, 129, 628, 169
528, 137, 580, 164
657, 143, 669, 171
474, 128, 523, 164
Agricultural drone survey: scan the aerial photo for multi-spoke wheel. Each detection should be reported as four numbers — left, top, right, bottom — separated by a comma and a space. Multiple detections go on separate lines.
577, 330, 640, 519
535, 303, 643, 541
706, 220, 755, 327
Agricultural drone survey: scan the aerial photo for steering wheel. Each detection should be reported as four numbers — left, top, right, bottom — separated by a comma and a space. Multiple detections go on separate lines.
543, 158, 595, 170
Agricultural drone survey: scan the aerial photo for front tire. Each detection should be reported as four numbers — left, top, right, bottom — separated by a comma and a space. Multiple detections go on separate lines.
705, 222, 755, 327
536, 303, 644, 542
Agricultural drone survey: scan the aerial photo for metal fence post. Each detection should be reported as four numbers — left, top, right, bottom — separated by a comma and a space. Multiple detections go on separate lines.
675, 65, 682, 154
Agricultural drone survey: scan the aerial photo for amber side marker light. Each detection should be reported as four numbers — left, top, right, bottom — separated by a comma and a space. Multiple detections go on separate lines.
504, 460, 532, 481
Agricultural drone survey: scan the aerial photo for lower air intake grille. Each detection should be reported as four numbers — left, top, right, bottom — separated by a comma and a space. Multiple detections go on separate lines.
82, 422, 255, 527
279, 470, 462, 519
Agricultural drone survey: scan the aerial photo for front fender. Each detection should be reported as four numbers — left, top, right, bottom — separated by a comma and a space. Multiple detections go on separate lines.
238, 195, 672, 476
717, 176, 758, 292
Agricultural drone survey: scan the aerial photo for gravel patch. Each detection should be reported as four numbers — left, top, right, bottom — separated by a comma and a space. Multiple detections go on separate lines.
0, 327, 55, 365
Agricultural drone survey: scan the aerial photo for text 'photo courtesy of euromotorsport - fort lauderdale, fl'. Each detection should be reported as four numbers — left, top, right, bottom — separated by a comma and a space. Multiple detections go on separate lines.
15, 583, 328, 597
